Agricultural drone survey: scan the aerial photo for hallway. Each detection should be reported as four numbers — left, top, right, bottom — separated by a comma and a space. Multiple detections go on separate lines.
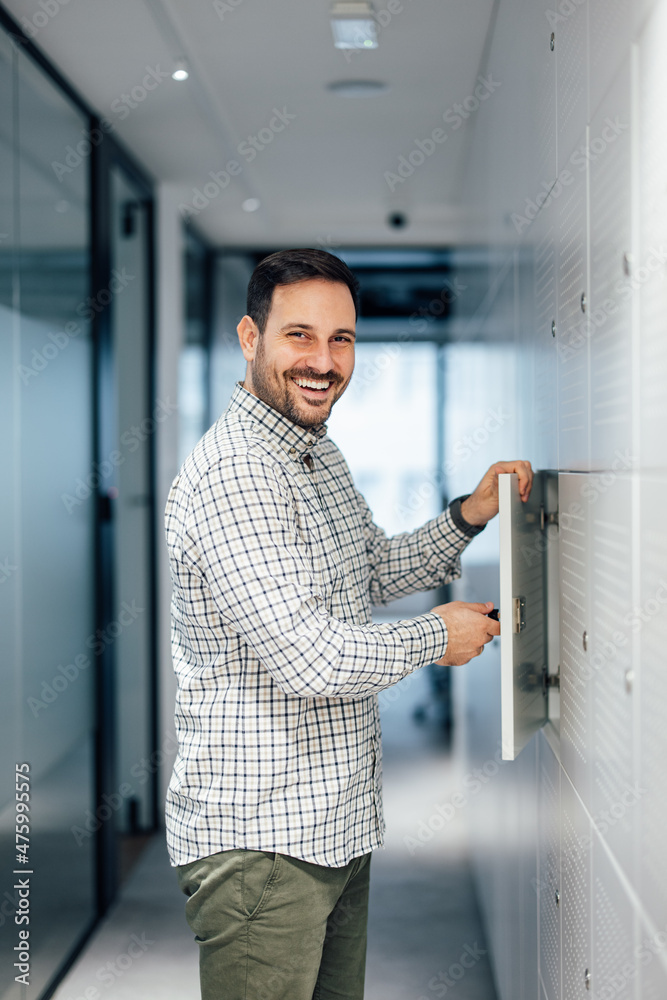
52, 670, 497, 1000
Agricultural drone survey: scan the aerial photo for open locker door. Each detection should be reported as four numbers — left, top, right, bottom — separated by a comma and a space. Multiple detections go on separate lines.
499, 471, 555, 760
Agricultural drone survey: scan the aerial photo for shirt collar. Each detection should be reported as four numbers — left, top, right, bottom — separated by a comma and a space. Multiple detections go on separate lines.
227, 382, 328, 457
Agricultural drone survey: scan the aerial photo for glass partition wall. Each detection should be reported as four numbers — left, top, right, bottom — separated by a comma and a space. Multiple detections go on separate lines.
0, 13, 156, 999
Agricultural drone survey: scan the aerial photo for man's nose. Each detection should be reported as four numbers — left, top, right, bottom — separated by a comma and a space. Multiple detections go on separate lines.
305, 340, 334, 372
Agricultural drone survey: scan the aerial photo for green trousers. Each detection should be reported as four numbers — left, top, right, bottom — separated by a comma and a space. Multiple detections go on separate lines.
176, 849, 371, 1000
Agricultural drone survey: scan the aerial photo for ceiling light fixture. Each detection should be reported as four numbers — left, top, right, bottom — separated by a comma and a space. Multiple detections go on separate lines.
172, 59, 189, 82
242, 198, 261, 213
330, 1, 378, 49
327, 80, 388, 97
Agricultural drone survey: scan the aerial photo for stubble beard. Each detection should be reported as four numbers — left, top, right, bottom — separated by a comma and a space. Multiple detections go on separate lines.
249, 337, 348, 429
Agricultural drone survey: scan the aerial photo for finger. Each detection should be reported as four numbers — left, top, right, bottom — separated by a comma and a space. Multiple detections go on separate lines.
494, 460, 534, 501
467, 601, 495, 614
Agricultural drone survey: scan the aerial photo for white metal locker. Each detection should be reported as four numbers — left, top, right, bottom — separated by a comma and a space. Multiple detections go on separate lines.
561, 771, 592, 1000
638, 474, 667, 931
528, 201, 559, 472
638, 1, 667, 474
557, 149, 589, 471
538, 732, 562, 1000
589, 475, 636, 879
559, 474, 593, 803
588, 0, 635, 119
591, 831, 638, 1000
588, 60, 635, 472
555, 0, 589, 175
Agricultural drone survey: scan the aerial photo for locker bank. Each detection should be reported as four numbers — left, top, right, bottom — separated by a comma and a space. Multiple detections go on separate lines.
0, 0, 665, 997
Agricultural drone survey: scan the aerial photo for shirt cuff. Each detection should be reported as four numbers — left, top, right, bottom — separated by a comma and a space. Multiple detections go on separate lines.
391, 612, 449, 669
448, 494, 486, 538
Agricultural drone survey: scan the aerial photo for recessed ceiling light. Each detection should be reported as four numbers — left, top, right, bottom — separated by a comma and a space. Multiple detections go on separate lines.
242, 198, 261, 213
172, 59, 189, 82
327, 80, 388, 98
330, 1, 378, 49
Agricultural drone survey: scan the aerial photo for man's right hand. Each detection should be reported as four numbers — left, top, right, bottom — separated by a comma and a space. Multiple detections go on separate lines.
430, 601, 500, 666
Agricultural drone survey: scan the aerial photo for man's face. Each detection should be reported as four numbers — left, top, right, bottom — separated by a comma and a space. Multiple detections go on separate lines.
238, 278, 356, 428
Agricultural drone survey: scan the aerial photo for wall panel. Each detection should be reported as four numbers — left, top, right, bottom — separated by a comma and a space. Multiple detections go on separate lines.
556, 155, 589, 471
588, 61, 634, 472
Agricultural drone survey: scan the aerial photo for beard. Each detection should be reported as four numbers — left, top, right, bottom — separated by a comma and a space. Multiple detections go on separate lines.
250, 336, 349, 428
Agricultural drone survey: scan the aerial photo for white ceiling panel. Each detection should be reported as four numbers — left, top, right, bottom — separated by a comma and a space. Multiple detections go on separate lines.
4, 0, 497, 246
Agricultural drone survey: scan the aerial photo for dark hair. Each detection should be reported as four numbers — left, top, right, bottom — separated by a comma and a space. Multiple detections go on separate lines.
247, 248, 360, 334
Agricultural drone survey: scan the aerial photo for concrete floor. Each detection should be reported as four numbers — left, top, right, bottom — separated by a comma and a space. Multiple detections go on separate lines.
52, 670, 497, 1000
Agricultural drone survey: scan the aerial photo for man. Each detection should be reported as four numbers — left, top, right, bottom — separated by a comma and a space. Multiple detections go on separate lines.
165, 248, 533, 1000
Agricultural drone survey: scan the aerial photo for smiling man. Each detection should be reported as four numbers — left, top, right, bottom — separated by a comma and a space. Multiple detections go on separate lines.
165, 248, 532, 1000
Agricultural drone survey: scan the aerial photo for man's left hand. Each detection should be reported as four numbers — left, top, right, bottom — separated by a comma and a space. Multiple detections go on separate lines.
460, 461, 534, 527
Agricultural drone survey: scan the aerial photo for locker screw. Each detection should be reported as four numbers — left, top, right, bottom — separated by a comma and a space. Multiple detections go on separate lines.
551, 319, 556, 338
550, 32, 555, 51
555, 890, 560, 907
582, 630, 588, 652
623, 252, 632, 277
580, 292, 587, 313
584, 968, 591, 990
625, 669, 635, 693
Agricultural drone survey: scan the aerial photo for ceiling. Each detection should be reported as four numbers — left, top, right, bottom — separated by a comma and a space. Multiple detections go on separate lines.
3, 0, 497, 248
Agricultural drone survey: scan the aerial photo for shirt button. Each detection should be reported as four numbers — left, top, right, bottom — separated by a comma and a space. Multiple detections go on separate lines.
289, 448, 296, 457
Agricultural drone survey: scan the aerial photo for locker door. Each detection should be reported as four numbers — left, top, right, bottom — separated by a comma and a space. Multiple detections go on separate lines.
589, 60, 634, 472
561, 772, 592, 1000
559, 473, 593, 804
589, 475, 636, 880
592, 831, 638, 1000
538, 732, 562, 1000
499, 472, 550, 760
556, 145, 590, 472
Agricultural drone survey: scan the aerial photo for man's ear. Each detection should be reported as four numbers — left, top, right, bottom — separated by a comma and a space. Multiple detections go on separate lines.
237, 315, 259, 361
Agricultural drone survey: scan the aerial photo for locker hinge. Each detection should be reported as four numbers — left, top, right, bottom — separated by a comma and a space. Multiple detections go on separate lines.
539, 503, 559, 531
542, 665, 560, 696
512, 596, 526, 633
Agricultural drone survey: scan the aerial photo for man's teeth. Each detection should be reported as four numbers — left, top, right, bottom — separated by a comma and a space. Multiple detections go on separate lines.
294, 378, 331, 390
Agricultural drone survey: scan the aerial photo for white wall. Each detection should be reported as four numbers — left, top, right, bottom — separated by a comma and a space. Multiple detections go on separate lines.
454, 0, 667, 997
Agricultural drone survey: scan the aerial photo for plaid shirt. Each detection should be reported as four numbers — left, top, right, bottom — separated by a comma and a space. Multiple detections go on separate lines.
165, 383, 483, 867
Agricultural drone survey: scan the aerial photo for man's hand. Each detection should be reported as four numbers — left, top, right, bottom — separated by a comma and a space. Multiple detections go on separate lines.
460, 460, 534, 527
431, 601, 500, 666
